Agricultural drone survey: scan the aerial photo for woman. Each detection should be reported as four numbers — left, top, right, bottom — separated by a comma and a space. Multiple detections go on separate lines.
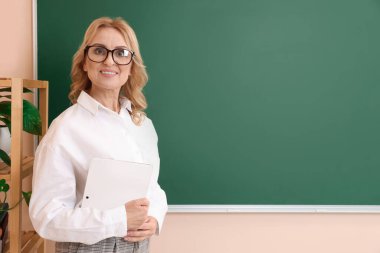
29, 17, 168, 253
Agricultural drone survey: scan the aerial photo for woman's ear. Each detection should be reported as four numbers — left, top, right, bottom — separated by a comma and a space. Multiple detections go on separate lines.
83, 61, 88, 72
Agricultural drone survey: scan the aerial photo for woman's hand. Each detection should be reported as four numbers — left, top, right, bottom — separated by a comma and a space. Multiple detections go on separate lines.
124, 216, 158, 242
125, 198, 149, 230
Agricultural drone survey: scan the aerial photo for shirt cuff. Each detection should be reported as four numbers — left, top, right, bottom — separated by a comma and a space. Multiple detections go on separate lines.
105, 205, 128, 236
148, 208, 165, 235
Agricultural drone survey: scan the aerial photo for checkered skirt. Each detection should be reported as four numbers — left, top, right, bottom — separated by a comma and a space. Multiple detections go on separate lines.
55, 237, 149, 253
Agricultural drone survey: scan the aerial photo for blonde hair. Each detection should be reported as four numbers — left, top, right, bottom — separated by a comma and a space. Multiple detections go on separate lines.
69, 17, 148, 125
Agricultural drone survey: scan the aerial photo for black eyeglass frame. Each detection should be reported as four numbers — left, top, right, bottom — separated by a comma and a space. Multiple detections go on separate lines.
84, 45, 135, 65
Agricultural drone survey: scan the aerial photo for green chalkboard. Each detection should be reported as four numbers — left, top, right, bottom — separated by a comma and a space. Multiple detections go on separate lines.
38, 0, 380, 205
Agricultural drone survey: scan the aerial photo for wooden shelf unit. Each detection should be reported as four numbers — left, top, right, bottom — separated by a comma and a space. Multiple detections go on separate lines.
0, 78, 48, 253
0, 156, 35, 181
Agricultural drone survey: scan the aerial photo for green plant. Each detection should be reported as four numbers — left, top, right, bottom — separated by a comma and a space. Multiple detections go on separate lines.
0, 87, 41, 212
0, 87, 42, 165
0, 179, 31, 212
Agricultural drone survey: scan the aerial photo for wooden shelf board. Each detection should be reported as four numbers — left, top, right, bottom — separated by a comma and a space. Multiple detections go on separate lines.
21, 232, 43, 253
22, 80, 48, 89
3, 231, 43, 253
0, 156, 35, 181
0, 79, 12, 87
0, 78, 47, 89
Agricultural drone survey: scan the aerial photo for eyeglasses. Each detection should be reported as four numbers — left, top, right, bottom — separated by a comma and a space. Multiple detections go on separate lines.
84, 45, 135, 65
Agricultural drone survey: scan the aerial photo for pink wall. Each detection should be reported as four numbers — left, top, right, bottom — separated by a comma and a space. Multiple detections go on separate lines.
0, 0, 34, 232
151, 213, 380, 253
3, 1, 380, 253
0, 0, 33, 78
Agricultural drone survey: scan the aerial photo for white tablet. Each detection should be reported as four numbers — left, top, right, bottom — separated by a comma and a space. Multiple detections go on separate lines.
81, 158, 153, 210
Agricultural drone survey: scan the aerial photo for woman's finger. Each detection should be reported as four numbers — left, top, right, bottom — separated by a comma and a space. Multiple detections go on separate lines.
137, 222, 153, 230
124, 236, 147, 242
127, 229, 152, 237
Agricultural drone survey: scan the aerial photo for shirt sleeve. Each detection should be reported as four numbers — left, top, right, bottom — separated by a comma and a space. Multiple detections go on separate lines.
147, 180, 168, 234
145, 119, 168, 234
29, 143, 128, 245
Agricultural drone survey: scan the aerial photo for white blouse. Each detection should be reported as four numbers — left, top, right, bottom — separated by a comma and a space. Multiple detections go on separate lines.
29, 91, 168, 245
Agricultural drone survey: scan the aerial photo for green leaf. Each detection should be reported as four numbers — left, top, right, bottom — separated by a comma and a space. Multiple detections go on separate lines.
0, 178, 9, 193
0, 100, 41, 135
22, 191, 32, 206
0, 101, 11, 118
0, 149, 11, 166
23, 100, 42, 135
0, 179, 6, 187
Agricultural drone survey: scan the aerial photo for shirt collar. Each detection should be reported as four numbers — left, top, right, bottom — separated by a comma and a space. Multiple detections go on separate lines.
120, 97, 132, 112
77, 91, 132, 115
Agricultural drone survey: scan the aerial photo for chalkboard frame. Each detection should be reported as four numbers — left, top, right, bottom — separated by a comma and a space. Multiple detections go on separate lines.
36, 0, 380, 211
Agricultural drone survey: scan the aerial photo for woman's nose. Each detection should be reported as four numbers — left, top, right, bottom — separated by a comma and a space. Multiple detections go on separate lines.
103, 52, 115, 66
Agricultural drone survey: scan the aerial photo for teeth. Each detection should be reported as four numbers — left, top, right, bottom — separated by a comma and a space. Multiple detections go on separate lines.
101, 71, 116, 74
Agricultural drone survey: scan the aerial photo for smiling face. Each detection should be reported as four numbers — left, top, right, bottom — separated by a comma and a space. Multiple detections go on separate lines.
83, 27, 132, 93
